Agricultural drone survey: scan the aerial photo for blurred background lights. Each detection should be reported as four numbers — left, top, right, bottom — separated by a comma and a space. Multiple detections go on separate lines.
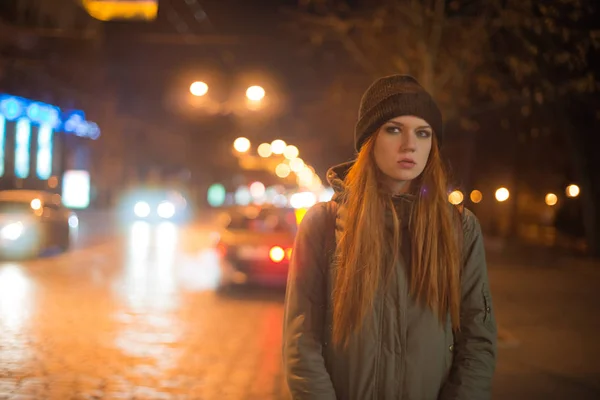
233, 137, 251, 153
495, 187, 510, 202
283, 145, 299, 160
290, 192, 317, 209
545, 193, 558, 206
190, 81, 208, 97
207, 183, 226, 207
249, 181, 266, 198
271, 139, 286, 155
566, 184, 580, 198
448, 190, 464, 205
470, 190, 483, 204
257, 143, 272, 158
275, 163, 291, 178
246, 85, 265, 101
234, 186, 251, 206
289, 158, 304, 173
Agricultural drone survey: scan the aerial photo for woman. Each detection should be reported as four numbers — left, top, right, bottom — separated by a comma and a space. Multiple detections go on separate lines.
282, 75, 497, 400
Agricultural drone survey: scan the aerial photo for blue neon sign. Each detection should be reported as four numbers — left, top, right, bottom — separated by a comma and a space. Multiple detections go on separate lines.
0, 94, 100, 140
37, 125, 53, 180
15, 118, 31, 179
0, 115, 5, 178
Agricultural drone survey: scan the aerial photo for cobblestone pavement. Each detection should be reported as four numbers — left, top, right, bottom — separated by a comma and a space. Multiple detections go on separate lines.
2, 220, 600, 400
0, 221, 290, 400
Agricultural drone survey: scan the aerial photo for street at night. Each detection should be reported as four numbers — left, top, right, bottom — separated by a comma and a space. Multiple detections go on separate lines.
0, 215, 598, 399
1, 0, 600, 399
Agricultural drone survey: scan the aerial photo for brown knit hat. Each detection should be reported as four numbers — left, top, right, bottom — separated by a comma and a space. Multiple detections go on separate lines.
355, 75, 443, 152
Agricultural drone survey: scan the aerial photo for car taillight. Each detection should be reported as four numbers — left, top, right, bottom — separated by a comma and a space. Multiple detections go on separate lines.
269, 246, 285, 263
217, 241, 228, 257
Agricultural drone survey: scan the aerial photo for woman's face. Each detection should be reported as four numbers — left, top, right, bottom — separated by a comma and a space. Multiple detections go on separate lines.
373, 115, 433, 194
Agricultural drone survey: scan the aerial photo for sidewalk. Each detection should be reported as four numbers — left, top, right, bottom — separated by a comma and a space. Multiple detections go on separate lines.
486, 240, 600, 399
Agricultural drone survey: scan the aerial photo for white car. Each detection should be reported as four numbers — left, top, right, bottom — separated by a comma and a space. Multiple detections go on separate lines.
0, 190, 75, 258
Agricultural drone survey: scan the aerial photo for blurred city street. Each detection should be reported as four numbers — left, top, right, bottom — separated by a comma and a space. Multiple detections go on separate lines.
0, 215, 597, 400
0, 215, 290, 400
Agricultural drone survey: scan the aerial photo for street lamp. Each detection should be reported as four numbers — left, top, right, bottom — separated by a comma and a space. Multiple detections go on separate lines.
566, 184, 580, 198
275, 163, 291, 178
470, 190, 483, 204
233, 137, 251, 153
283, 145, 299, 160
545, 193, 558, 206
271, 139, 286, 155
246, 85, 265, 101
257, 143, 272, 158
190, 81, 208, 97
448, 190, 464, 205
289, 158, 305, 173
495, 187, 510, 202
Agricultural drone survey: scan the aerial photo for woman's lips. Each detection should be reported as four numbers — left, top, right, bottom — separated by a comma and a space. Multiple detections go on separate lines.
398, 160, 416, 169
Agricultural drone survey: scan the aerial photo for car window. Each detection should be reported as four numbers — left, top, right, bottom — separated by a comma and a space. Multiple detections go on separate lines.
0, 201, 33, 213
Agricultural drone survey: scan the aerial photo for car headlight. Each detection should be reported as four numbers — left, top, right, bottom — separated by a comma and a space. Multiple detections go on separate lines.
134, 201, 151, 218
157, 201, 176, 219
68, 214, 79, 228
1, 222, 24, 241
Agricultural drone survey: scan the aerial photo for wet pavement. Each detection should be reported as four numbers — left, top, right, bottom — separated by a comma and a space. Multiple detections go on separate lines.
1, 219, 599, 399
0, 221, 290, 400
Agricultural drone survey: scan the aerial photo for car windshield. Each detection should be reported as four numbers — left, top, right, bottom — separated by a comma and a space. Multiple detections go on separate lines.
0, 201, 33, 213
227, 209, 297, 233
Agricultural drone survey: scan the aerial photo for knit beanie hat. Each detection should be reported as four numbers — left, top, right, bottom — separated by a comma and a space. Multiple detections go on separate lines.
355, 75, 443, 152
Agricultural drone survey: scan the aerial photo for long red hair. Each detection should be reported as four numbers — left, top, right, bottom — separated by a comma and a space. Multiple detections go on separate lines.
332, 134, 461, 349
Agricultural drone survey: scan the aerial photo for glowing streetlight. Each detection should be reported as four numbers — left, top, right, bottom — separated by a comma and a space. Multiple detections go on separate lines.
495, 187, 510, 202
271, 139, 287, 155
470, 190, 483, 204
545, 193, 558, 206
297, 167, 314, 187
566, 184, 580, 198
275, 163, 291, 178
246, 85, 265, 101
233, 137, 251, 153
257, 143, 272, 158
448, 190, 464, 205
283, 145, 299, 160
190, 81, 208, 97
289, 158, 305, 173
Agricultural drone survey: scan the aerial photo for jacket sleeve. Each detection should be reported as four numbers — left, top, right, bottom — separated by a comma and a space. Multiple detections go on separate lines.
439, 209, 498, 400
282, 202, 337, 399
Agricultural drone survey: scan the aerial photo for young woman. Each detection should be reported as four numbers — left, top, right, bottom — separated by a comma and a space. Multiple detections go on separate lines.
283, 75, 497, 400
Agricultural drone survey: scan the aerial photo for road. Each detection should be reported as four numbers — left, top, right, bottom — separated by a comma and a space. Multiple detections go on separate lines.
0, 216, 599, 399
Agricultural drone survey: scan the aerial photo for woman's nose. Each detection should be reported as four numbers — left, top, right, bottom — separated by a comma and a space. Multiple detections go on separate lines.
400, 133, 417, 152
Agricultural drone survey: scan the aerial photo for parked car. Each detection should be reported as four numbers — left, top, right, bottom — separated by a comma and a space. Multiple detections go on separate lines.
0, 190, 75, 258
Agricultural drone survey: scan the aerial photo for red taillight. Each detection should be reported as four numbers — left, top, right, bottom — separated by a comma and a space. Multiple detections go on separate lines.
217, 242, 228, 257
269, 246, 285, 263
269, 246, 293, 263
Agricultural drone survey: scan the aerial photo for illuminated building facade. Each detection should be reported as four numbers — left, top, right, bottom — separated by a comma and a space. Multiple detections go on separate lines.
0, 94, 100, 206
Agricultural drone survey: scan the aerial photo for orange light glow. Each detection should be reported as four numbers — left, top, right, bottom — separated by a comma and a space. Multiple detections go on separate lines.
269, 246, 285, 263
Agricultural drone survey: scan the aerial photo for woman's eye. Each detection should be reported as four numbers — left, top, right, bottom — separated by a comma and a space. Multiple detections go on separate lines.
417, 130, 432, 138
385, 126, 401, 134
